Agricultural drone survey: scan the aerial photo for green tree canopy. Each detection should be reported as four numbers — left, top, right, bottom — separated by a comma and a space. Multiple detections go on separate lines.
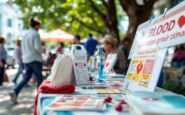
12, 0, 126, 39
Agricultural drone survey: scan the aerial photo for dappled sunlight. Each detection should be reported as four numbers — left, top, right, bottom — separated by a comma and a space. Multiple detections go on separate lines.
0, 79, 35, 115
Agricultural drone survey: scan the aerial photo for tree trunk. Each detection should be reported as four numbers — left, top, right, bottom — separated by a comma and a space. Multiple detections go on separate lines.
119, 0, 158, 45
106, 21, 120, 42
89, 0, 120, 41
106, 0, 120, 42
126, 8, 152, 44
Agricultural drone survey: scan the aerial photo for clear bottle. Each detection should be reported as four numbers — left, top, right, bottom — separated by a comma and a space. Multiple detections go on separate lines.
88, 56, 96, 81
94, 47, 105, 82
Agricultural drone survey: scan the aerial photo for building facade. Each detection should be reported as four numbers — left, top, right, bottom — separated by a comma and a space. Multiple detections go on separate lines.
0, 2, 22, 45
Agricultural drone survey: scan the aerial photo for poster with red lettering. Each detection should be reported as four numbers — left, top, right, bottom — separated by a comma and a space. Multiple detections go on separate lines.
125, 1, 185, 92
129, 1, 185, 59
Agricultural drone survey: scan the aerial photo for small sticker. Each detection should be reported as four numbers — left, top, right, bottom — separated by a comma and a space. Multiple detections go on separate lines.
143, 97, 159, 101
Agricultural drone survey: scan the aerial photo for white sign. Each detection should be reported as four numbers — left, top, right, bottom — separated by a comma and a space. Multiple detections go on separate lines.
129, 21, 152, 59
103, 54, 117, 74
129, 1, 185, 59
71, 45, 90, 85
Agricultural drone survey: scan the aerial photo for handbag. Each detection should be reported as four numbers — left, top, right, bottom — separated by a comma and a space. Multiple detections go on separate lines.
50, 54, 76, 87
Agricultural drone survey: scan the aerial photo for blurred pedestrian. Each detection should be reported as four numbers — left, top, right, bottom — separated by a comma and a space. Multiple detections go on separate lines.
171, 44, 185, 68
119, 37, 131, 71
180, 44, 185, 67
119, 37, 130, 59
0, 37, 7, 88
103, 35, 126, 74
46, 52, 56, 67
84, 33, 98, 57
41, 42, 46, 54
73, 34, 82, 45
56, 42, 64, 54
41, 42, 48, 62
181, 69, 185, 88
9, 17, 43, 104
12, 40, 24, 84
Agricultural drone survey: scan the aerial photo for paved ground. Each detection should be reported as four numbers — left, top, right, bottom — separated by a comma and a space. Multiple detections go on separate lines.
0, 68, 36, 115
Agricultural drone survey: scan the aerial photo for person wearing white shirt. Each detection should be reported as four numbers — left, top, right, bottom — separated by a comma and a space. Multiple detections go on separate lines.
9, 18, 43, 104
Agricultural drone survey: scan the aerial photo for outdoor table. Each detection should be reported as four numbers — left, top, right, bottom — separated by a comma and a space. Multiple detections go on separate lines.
37, 76, 169, 115
38, 93, 130, 115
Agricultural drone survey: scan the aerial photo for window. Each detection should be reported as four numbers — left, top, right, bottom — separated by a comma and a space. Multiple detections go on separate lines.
7, 33, 12, 39
7, 18, 12, 27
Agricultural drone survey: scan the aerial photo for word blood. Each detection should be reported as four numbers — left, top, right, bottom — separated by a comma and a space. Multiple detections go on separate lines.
149, 20, 175, 37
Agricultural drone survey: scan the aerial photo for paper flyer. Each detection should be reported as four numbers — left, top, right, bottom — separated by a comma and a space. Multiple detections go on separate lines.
124, 48, 167, 91
103, 54, 117, 73
127, 58, 156, 87
96, 88, 125, 94
46, 95, 106, 111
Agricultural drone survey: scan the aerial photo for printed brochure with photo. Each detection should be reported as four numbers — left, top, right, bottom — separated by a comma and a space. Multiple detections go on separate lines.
46, 95, 106, 111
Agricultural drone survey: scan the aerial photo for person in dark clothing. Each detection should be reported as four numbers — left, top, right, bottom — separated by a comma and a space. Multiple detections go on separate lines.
74, 34, 82, 44
0, 37, 7, 88
12, 40, 24, 84
171, 45, 185, 68
119, 38, 130, 59
119, 37, 131, 72
56, 42, 64, 54
84, 33, 98, 56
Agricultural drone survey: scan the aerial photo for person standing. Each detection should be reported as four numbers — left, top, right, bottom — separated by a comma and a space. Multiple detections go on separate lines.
171, 45, 184, 68
119, 37, 130, 59
119, 37, 131, 72
12, 40, 24, 84
41, 42, 46, 54
84, 33, 98, 57
73, 34, 82, 45
56, 42, 64, 54
0, 37, 7, 88
9, 18, 43, 104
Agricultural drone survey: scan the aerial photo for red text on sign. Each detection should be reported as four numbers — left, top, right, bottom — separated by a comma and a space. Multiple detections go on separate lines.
148, 20, 175, 37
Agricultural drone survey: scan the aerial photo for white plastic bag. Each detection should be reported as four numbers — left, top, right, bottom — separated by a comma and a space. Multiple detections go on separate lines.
50, 54, 75, 87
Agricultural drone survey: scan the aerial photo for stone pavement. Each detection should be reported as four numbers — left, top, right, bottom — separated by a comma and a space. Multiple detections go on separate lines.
0, 68, 36, 115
